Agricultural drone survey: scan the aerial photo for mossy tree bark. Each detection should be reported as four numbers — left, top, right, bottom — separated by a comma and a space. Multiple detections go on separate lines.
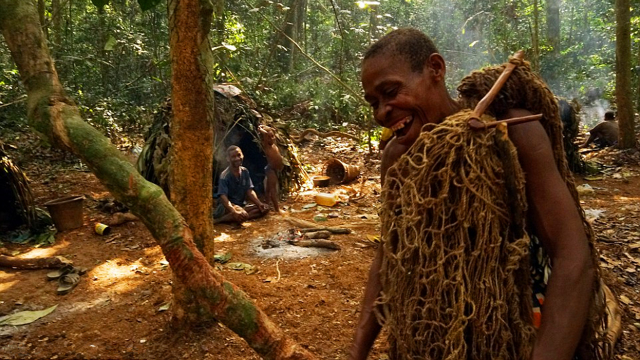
615, 0, 636, 149
0, 1, 315, 358
168, 0, 215, 260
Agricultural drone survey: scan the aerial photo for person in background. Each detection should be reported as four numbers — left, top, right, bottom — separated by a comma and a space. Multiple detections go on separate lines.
582, 110, 618, 148
259, 125, 285, 213
214, 145, 269, 224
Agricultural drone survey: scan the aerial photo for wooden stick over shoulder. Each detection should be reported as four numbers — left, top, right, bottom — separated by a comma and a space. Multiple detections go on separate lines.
468, 50, 525, 129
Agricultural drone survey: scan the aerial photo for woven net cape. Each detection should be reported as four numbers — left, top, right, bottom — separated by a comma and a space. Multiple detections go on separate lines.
377, 57, 610, 360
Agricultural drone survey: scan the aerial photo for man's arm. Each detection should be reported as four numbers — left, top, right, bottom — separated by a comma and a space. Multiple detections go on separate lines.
581, 123, 602, 147
350, 244, 383, 360
219, 194, 248, 221
505, 109, 594, 360
350, 137, 407, 359
246, 189, 269, 213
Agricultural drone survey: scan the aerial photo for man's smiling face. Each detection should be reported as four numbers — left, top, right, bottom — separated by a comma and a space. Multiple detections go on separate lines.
228, 148, 244, 169
362, 54, 438, 148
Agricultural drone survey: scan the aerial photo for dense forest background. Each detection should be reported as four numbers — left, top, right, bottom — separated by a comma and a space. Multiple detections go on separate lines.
0, 0, 637, 136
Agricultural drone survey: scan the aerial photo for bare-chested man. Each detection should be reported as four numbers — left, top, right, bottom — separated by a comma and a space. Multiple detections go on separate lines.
582, 110, 618, 148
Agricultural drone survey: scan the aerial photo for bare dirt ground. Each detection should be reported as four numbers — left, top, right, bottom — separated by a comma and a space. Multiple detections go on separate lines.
1, 129, 639, 360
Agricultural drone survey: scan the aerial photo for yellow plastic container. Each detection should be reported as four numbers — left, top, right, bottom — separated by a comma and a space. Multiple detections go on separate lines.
316, 192, 339, 207
94, 223, 111, 235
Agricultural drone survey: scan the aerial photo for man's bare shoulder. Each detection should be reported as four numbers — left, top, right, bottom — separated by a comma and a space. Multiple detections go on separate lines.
500, 108, 551, 159
381, 137, 410, 167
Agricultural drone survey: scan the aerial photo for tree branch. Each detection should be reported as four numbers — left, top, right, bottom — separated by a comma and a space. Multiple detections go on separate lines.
0, 1, 315, 358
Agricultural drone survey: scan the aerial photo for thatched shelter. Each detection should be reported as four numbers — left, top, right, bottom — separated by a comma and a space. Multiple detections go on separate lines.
0, 141, 36, 233
136, 84, 309, 198
558, 97, 585, 173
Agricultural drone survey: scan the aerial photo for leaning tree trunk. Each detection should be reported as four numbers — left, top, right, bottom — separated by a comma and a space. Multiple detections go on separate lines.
0, 1, 315, 359
168, 0, 215, 261
616, 0, 635, 148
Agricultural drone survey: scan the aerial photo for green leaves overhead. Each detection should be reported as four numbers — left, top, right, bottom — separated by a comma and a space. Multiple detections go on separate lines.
138, 0, 163, 11
90, 0, 162, 11
104, 35, 117, 51
90, 0, 110, 10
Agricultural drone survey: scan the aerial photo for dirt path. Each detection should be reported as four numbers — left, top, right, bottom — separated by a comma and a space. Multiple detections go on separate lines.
1, 133, 639, 359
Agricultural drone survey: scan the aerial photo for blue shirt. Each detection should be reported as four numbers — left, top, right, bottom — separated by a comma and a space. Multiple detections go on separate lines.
217, 166, 254, 206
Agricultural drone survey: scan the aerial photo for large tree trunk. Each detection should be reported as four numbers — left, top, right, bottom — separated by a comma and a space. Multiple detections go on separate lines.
51, 0, 61, 48
546, 0, 560, 53
0, 1, 315, 359
616, 0, 636, 148
168, 0, 215, 260
276, 0, 299, 73
97, 6, 108, 91
37, 0, 48, 38
531, 0, 540, 73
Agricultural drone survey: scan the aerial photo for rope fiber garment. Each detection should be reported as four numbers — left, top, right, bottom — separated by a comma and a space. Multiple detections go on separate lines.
377, 57, 610, 360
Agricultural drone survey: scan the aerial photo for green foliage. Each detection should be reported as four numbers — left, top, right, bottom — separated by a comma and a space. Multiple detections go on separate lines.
91, 0, 110, 10
138, 0, 163, 11
90, 0, 163, 12
0, 0, 169, 141
0, 0, 636, 138
0, 63, 25, 128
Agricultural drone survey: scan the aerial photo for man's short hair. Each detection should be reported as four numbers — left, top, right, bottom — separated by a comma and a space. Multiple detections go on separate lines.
363, 28, 440, 73
227, 145, 241, 155
604, 111, 615, 120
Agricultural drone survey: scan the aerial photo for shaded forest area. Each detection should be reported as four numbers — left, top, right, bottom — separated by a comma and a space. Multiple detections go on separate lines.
2, 0, 640, 359
3, 0, 639, 135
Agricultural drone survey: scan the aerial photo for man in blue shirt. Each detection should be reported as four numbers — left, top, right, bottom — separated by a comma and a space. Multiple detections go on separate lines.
214, 146, 269, 224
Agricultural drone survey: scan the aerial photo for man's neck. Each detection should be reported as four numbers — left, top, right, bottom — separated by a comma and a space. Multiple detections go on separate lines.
433, 95, 462, 124
230, 165, 241, 177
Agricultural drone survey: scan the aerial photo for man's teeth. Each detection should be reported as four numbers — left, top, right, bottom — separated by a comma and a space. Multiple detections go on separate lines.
391, 116, 412, 131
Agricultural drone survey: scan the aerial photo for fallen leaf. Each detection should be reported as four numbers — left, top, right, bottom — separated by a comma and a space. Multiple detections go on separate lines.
620, 295, 633, 305
576, 184, 595, 196
366, 234, 381, 243
158, 302, 171, 312
354, 242, 375, 248
302, 203, 317, 210
313, 214, 328, 222
0, 305, 58, 326
213, 252, 232, 264
227, 262, 257, 275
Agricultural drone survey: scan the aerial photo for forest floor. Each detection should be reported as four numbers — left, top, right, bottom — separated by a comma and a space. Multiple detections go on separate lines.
1, 128, 640, 360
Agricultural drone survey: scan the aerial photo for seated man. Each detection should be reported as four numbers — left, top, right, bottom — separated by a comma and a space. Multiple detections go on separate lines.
351, 28, 613, 360
214, 145, 269, 224
582, 110, 618, 148
258, 125, 285, 213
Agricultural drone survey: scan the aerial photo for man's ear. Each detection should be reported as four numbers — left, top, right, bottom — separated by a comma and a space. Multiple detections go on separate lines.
426, 53, 446, 82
